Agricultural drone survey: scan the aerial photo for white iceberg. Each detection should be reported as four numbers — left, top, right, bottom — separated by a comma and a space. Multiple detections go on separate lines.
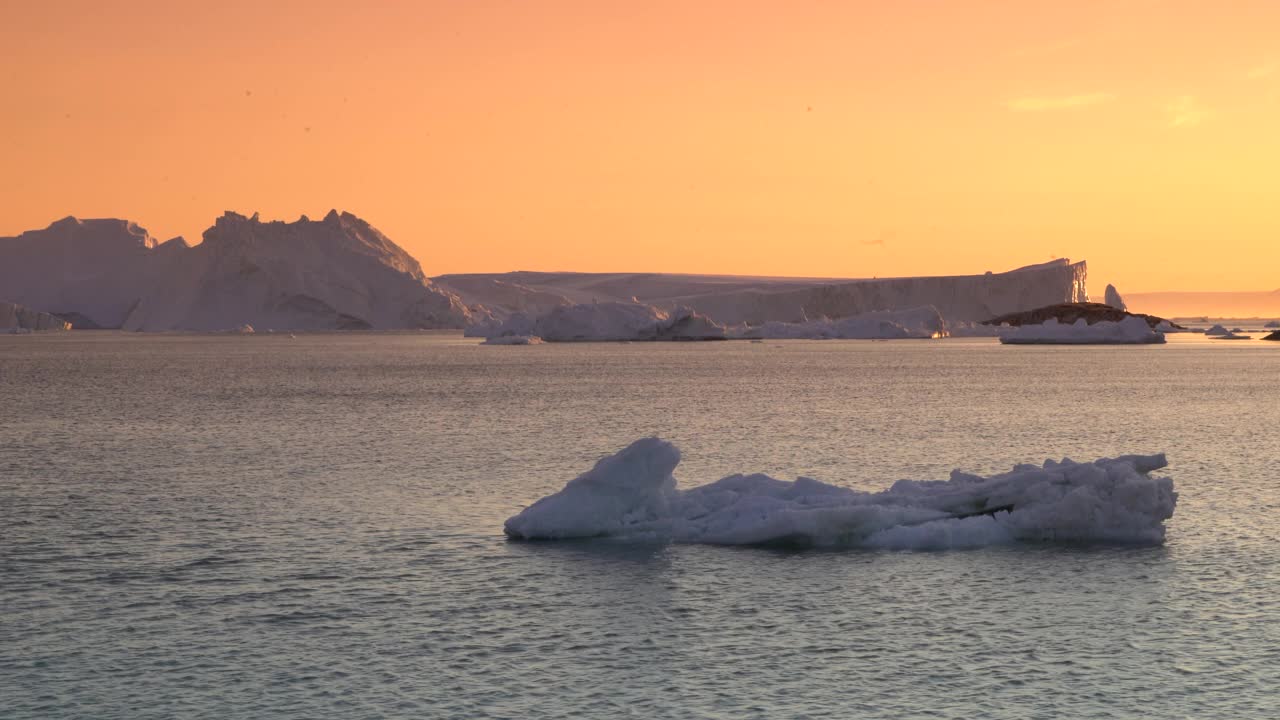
729, 306, 947, 339
476, 301, 726, 342
1205, 324, 1230, 336
504, 438, 1177, 548
999, 316, 1165, 345
440, 258, 1090, 325
1104, 283, 1127, 311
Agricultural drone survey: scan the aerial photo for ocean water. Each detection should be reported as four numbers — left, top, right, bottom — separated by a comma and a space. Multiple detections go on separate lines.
3, 332, 1278, 719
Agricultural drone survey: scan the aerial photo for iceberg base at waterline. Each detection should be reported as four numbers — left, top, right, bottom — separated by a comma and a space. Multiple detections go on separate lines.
999, 316, 1166, 345
503, 438, 1177, 549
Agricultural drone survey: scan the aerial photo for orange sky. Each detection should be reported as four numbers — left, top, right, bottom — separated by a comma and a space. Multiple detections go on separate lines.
3, 1, 1278, 292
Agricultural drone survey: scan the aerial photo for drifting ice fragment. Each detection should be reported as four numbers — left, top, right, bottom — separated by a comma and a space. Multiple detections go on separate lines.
504, 438, 1177, 549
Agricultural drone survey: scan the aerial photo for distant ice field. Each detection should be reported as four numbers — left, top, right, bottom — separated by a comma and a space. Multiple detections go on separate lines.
3, 332, 1279, 719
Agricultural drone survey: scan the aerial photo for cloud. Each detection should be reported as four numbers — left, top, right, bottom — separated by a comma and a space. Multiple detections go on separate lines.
1167, 96, 1209, 127
1004, 93, 1114, 112
1246, 61, 1277, 79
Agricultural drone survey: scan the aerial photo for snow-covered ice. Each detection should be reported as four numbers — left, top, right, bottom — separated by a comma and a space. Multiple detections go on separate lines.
999, 316, 1165, 345
1205, 324, 1230, 336
504, 438, 1177, 548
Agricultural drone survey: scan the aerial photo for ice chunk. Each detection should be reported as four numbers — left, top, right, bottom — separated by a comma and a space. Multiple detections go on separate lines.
475, 301, 726, 342
999, 315, 1165, 345
504, 439, 1178, 548
728, 306, 947, 339
1204, 324, 1230, 336
481, 335, 542, 345
1104, 283, 1127, 311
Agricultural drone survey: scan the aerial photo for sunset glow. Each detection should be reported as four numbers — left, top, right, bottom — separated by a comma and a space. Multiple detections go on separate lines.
4, 1, 1278, 292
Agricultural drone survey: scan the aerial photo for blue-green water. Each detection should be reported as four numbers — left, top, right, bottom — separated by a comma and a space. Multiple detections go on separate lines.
3, 333, 1278, 718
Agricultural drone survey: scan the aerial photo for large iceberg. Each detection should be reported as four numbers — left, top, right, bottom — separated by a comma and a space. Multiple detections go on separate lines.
0, 301, 71, 332
999, 316, 1166, 345
0, 212, 479, 331
439, 259, 1089, 326
504, 438, 1177, 548
475, 302, 947, 342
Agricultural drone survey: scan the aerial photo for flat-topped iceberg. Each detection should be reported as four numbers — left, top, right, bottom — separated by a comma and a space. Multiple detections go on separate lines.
999, 316, 1165, 345
475, 302, 949, 342
504, 438, 1177, 548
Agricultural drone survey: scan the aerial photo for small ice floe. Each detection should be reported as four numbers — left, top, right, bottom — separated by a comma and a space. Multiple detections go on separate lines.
504, 438, 1177, 549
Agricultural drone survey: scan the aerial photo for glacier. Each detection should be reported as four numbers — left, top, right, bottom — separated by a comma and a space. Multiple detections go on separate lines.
504, 438, 1178, 548
0, 212, 479, 331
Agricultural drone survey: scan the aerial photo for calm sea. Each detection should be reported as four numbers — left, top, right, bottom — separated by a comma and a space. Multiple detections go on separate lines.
3, 332, 1278, 719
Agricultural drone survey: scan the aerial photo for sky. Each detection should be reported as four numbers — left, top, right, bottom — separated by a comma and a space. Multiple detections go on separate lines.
2, 1, 1278, 292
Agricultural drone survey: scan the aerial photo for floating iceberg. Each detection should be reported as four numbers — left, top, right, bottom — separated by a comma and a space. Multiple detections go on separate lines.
999, 316, 1165, 345
504, 438, 1177, 549
1103, 283, 1127, 311
481, 335, 542, 345
1205, 324, 1230, 336
475, 301, 726, 342
728, 306, 947, 339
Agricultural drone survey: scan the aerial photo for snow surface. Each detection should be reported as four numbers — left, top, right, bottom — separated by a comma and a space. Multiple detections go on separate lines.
1104, 283, 1128, 311
999, 316, 1165, 345
504, 438, 1177, 548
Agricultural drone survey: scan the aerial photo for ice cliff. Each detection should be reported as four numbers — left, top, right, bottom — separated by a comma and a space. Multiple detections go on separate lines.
472, 301, 949, 342
0, 212, 477, 331
504, 438, 1178, 548
1, 301, 71, 331
438, 259, 1089, 326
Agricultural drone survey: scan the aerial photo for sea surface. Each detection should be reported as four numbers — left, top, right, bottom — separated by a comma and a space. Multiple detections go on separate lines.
3, 332, 1278, 719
